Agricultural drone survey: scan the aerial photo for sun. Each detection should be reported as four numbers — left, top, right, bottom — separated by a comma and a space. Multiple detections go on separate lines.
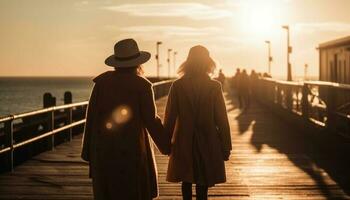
238, 1, 283, 38
248, 6, 277, 34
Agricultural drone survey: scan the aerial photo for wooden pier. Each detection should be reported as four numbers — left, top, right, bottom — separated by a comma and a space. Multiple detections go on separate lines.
0, 95, 349, 199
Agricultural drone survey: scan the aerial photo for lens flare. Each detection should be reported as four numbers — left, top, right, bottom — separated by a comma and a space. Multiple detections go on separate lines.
112, 105, 132, 125
105, 122, 113, 130
121, 108, 128, 116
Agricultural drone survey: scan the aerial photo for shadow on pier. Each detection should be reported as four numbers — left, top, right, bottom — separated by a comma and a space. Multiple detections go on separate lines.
233, 93, 350, 199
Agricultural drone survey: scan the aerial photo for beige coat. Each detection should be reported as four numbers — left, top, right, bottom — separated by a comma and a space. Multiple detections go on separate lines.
164, 75, 231, 186
81, 71, 170, 200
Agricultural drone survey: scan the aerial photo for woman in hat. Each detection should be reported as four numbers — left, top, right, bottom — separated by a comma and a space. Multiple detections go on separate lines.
164, 45, 232, 200
81, 38, 170, 200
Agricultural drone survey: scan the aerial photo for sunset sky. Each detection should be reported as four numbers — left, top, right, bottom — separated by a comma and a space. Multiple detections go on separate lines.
0, 0, 350, 78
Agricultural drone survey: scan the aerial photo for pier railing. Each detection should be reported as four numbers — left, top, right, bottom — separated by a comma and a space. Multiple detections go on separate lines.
0, 79, 173, 172
253, 78, 350, 138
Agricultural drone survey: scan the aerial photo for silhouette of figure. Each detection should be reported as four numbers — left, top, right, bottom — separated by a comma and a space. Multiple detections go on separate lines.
250, 70, 258, 97
232, 68, 241, 88
232, 68, 243, 108
81, 39, 170, 200
240, 69, 250, 110
164, 45, 232, 200
250, 70, 258, 80
217, 69, 226, 88
263, 72, 272, 78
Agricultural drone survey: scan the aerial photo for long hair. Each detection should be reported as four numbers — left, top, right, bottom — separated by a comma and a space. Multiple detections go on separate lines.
178, 45, 216, 76
114, 65, 144, 75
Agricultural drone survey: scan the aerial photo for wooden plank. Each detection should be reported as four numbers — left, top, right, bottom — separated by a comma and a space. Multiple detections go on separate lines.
0, 95, 349, 200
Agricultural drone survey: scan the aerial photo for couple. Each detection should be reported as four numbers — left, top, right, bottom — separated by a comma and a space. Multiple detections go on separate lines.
81, 39, 232, 200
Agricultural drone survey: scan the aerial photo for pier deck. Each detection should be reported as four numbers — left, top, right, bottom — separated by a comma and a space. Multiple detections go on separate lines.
0, 95, 349, 199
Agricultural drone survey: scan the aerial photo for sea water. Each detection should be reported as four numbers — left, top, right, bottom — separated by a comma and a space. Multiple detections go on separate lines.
0, 77, 94, 117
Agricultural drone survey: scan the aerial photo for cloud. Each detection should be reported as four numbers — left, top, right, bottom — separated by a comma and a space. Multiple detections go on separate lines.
102, 3, 232, 20
74, 0, 90, 7
224, 0, 291, 9
113, 25, 248, 54
105, 25, 252, 48
119, 25, 220, 37
295, 22, 350, 33
110, 25, 223, 42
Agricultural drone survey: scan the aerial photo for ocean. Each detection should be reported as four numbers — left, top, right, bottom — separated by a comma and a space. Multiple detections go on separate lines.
0, 77, 94, 117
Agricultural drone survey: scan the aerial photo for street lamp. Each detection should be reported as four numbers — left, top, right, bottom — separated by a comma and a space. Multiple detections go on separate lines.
265, 40, 272, 75
304, 64, 308, 80
156, 41, 162, 78
282, 25, 292, 81
167, 49, 172, 78
173, 51, 178, 76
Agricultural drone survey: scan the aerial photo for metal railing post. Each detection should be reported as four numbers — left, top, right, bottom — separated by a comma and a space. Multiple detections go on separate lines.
269, 82, 274, 103
326, 86, 336, 131
286, 86, 293, 111
302, 83, 309, 121
68, 107, 73, 141
50, 110, 55, 150
273, 85, 278, 104
277, 84, 282, 106
5, 118, 14, 172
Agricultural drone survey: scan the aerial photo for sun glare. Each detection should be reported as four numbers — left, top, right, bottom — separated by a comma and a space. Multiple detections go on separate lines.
239, 1, 283, 38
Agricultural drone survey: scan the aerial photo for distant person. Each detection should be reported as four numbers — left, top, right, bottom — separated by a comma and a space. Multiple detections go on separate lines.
240, 69, 250, 110
263, 72, 272, 78
250, 70, 258, 81
81, 39, 170, 200
232, 68, 243, 108
232, 68, 241, 89
250, 70, 258, 94
164, 45, 232, 200
217, 69, 226, 87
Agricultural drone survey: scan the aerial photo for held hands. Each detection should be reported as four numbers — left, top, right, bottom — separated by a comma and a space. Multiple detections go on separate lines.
223, 150, 231, 161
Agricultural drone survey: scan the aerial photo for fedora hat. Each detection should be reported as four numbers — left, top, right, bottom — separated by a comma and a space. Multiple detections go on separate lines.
105, 38, 151, 68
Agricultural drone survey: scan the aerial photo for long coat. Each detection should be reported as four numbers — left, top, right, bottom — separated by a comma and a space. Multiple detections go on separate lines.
164, 75, 232, 186
81, 71, 170, 200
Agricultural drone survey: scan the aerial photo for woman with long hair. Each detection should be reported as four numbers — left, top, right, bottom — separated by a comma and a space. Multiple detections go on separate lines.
81, 39, 169, 200
164, 45, 232, 200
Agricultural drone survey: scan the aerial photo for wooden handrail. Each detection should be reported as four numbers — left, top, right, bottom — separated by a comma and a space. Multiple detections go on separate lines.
254, 77, 350, 138
0, 101, 89, 123
305, 81, 350, 90
260, 77, 350, 90
152, 79, 173, 87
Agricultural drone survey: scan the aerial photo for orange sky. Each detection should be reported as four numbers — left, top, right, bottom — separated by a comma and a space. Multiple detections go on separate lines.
0, 0, 350, 79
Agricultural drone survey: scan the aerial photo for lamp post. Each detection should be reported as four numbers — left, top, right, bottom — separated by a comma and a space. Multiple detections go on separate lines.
173, 51, 177, 77
167, 49, 172, 78
304, 64, 308, 81
265, 40, 272, 75
156, 41, 162, 78
282, 25, 292, 81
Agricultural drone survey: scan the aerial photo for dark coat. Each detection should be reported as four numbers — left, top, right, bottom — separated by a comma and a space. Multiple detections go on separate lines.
164, 75, 232, 186
81, 71, 170, 200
